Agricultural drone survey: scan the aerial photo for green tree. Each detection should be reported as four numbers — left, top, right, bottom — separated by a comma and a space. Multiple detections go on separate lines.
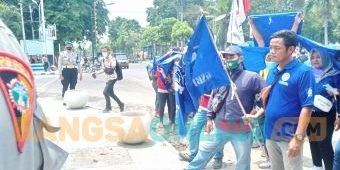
141, 26, 160, 45
108, 17, 141, 54
0, 3, 21, 38
304, 0, 340, 44
108, 17, 141, 40
159, 17, 178, 45
171, 21, 193, 45
146, 0, 177, 26
44, 0, 109, 45
146, 0, 206, 28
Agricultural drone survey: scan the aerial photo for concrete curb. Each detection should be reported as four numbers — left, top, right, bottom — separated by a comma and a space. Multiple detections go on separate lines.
33, 71, 57, 76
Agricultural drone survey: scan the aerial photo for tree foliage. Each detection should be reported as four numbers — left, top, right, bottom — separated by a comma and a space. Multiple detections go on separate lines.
141, 26, 160, 45
108, 17, 141, 53
171, 21, 193, 42
0, 3, 21, 37
158, 18, 178, 45
0, 0, 110, 47
1, 0, 339, 58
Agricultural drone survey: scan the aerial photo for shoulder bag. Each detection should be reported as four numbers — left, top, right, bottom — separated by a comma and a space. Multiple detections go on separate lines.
260, 70, 285, 108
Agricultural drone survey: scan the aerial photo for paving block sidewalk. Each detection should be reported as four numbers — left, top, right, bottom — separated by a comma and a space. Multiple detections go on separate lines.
38, 97, 340, 170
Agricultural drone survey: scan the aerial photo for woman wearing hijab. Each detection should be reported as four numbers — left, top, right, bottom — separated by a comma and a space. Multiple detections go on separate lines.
308, 49, 340, 170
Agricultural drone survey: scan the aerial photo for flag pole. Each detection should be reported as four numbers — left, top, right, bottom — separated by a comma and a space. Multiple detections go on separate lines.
224, 67, 269, 160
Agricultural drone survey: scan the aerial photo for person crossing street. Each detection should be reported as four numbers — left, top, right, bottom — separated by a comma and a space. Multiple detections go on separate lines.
92, 46, 124, 113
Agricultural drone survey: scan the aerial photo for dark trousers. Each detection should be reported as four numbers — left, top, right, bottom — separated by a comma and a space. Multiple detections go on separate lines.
152, 79, 159, 112
43, 62, 49, 72
103, 79, 123, 109
61, 68, 78, 97
157, 92, 176, 124
308, 110, 336, 170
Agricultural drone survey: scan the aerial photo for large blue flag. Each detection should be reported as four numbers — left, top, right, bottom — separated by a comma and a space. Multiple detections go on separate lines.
241, 47, 269, 73
174, 56, 197, 137
298, 35, 340, 71
250, 12, 303, 47
184, 15, 229, 110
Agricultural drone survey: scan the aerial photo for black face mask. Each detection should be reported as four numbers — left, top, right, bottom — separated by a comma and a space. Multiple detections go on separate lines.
66, 47, 72, 50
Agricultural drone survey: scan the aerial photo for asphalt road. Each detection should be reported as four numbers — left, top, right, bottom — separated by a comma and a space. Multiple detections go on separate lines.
35, 62, 156, 111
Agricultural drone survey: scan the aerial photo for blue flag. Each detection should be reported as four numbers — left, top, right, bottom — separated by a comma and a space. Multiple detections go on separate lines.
152, 55, 162, 73
250, 12, 303, 47
184, 15, 229, 110
241, 47, 269, 73
174, 56, 197, 137
298, 35, 340, 71
159, 51, 182, 74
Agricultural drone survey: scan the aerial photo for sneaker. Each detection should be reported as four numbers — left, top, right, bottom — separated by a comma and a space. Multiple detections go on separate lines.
102, 108, 112, 113
212, 159, 223, 169
311, 166, 324, 170
258, 160, 271, 169
119, 103, 124, 112
178, 151, 192, 162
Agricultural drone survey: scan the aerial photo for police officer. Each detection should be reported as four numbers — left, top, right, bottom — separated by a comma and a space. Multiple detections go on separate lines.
58, 41, 83, 104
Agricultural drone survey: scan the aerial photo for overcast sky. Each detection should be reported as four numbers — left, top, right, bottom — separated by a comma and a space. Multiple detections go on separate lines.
104, 0, 154, 27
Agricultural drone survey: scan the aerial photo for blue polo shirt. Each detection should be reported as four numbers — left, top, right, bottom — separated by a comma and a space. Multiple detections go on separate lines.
264, 59, 315, 141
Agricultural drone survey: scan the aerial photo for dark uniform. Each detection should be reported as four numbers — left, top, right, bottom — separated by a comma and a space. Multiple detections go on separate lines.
58, 42, 82, 98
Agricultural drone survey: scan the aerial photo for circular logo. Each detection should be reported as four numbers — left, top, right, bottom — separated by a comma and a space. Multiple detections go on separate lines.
281, 73, 290, 81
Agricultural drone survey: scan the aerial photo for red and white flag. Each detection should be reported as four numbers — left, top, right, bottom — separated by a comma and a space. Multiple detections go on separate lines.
243, 0, 251, 15
227, 0, 248, 45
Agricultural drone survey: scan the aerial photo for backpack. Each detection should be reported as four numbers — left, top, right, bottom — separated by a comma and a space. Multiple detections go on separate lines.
115, 59, 123, 80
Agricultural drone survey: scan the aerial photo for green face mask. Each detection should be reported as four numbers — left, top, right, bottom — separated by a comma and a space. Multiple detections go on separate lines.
225, 59, 239, 70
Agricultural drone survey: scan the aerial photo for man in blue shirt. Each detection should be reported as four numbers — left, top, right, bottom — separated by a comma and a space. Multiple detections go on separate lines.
264, 30, 315, 170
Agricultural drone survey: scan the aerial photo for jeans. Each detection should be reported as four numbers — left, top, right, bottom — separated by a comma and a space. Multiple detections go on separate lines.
186, 121, 251, 170
334, 139, 340, 170
103, 79, 123, 109
188, 108, 224, 160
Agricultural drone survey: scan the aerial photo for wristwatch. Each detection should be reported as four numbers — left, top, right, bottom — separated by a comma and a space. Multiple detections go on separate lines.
294, 133, 304, 141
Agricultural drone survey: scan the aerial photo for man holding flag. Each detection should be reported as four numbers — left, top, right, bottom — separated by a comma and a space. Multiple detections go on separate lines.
175, 14, 229, 140
185, 46, 265, 170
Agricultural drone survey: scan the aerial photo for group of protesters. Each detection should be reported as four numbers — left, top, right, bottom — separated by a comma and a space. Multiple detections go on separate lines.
148, 13, 340, 170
